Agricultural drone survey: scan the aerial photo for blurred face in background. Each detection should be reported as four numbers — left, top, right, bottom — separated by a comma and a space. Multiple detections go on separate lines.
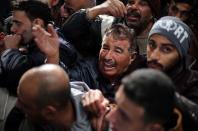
168, 1, 192, 22
125, 0, 153, 32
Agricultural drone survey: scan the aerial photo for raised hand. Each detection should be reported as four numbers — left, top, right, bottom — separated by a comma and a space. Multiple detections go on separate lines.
32, 24, 59, 64
88, 0, 127, 19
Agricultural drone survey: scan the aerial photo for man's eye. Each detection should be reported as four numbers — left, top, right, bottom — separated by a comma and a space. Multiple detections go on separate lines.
115, 49, 122, 54
139, 1, 148, 6
102, 47, 109, 50
171, 6, 179, 13
163, 47, 172, 53
148, 42, 156, 49
128, 0, 134, 5
181, 11, 190, 17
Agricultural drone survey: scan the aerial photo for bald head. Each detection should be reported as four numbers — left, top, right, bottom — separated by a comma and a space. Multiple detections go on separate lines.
18, 64, 71, 110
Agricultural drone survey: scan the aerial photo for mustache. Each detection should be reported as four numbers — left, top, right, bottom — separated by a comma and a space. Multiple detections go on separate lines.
147, 60, 163, 69
126, 9, 141, 18
103, 59, 116, 66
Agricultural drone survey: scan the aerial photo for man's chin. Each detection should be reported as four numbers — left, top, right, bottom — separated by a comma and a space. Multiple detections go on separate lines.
126, 21, 139, 29
148, 64, 163, 71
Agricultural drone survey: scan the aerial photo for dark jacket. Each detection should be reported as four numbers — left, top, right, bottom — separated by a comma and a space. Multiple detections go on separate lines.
0, 30, 78, 94
66, 58, 116, 103
166, 55, 198, 130
61, 9, 111, 58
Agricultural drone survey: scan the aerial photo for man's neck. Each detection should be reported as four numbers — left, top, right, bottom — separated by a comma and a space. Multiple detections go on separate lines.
138, 21, 154, 36
59, 101, 76, 131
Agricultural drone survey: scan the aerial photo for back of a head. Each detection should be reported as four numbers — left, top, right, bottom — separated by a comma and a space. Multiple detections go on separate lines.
20, 64, 71, 110
12, 0, 53, 27
122, 68, 175, 125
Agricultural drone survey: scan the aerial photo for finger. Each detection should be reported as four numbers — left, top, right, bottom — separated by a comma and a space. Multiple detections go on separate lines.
84, 91, 91, 111
108, 3, 119, 17
113, 0, 126, 17
82, 93, 88, 108
102, 98, 109, 111
47, 24, 58, 38
91, 118, 97, 130
90, 90, 102, 115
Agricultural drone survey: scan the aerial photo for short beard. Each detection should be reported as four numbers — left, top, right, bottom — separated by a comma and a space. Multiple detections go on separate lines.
124, 12, 153, 35
163, 59, 180, 73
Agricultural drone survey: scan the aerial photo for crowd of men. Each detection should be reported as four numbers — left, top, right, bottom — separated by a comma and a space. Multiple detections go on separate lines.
0, 0, 198, 131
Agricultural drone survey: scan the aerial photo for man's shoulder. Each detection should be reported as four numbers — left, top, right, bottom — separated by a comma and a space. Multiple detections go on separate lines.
70, 81, 90, 96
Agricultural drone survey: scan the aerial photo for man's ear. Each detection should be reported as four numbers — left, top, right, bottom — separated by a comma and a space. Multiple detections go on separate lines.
41, 105, 57, 121
130, 52, 137, 64
33, 18, 44, 28
0, 32, 5, 46
0, 32, 5, 41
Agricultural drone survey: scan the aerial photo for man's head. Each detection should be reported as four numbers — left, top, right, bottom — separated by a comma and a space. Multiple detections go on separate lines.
106, 68, 175, 131
124, 0, 161, 35
63, 0, 96, 19
15, 64, 71, 126
147, 16, 193, 71
0, 26, 5, 54
167, 0, 195, 23
0, 25, 5, 45
10, 0, 52, 45
99, 24, 137, 83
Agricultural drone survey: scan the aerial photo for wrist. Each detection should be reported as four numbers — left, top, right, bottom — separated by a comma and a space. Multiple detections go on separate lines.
46, 53, 59, 64
86, 6, 103, 20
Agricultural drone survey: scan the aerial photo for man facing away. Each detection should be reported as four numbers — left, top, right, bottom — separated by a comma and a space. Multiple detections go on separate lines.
106, 68, 176, 131
3, 64, 92, 131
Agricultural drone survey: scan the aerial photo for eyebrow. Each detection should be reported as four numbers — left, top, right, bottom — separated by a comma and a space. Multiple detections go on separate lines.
12, 20, 22, 24
115, 46, 124, 51
149, 39, 176, 48
161, 43, 176, 48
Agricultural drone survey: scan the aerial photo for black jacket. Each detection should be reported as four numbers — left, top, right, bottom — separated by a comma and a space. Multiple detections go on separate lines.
61, 9, 106, 57
66, 58, 116, 103
166, 55, 198, 130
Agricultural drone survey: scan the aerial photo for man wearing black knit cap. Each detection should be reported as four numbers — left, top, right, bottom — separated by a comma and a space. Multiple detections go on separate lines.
61, 0, 161, 57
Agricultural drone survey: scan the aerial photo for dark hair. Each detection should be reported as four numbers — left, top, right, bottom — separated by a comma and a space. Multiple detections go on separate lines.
104, 23, 137, 54
12, 0, 53, 27
35, 75, 71, 111
172, 0, 195, 6
0, 23, 3, 32
122, 68, 175, 125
